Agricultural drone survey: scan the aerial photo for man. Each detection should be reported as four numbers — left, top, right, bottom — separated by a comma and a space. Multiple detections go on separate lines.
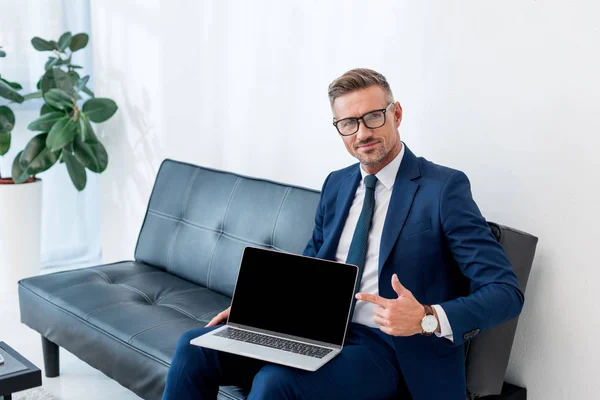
162, 68, 523, 400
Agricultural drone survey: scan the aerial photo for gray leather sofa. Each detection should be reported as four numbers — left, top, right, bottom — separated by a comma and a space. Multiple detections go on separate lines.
18, 159, 538, 400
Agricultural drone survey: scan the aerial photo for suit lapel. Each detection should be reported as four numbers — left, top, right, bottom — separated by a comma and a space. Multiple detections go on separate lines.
378, 146, 421, 274
317, 166, 361, 261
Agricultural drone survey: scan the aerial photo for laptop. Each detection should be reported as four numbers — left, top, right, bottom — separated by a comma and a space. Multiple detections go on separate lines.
190, 246, 358, 371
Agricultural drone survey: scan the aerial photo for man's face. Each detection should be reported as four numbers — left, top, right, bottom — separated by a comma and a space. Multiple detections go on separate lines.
332, 85, 403, 174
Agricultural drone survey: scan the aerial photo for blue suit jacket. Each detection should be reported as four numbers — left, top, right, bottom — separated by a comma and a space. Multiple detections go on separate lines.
303, 145, 524, 399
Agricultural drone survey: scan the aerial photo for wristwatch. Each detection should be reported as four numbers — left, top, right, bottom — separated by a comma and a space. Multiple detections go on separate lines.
420, 305, 439, 336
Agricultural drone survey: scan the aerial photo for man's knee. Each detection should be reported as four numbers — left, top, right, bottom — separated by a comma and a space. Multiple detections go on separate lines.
250, 364, 302, 399
172, 327, 218, 367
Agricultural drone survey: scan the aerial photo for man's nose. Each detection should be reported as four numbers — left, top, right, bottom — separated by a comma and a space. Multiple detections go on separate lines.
356, 121, 373, 142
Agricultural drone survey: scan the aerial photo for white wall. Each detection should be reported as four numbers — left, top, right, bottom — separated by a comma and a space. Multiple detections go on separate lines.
90, 1, 600, 398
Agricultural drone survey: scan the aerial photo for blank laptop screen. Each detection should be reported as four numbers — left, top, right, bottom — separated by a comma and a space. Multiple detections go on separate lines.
228, 247, 358, 347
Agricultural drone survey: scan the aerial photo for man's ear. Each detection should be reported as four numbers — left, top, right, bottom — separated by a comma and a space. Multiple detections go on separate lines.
394, 102, 403, 128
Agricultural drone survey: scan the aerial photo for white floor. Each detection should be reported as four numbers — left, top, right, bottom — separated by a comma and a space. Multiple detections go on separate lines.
1, 286, 142, 400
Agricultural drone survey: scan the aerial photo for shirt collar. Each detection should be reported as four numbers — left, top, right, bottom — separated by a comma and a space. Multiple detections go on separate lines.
359, 142, 405, 190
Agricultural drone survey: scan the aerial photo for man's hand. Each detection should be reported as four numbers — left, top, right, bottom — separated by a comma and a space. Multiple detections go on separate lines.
355, 274, 425, 336
206, 307, 230, 327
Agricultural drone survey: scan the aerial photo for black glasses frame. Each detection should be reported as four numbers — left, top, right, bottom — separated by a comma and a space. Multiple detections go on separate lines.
332, 102, 395, 136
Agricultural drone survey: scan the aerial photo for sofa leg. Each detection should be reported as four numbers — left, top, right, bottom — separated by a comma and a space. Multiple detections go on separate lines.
41, 336, 60, 378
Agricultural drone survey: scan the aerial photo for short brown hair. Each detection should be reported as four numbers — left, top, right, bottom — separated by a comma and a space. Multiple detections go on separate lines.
328, 68, 394, 106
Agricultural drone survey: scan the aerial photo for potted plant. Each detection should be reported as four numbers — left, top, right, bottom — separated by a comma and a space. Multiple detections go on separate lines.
0, 32, 118, 294
0, 46, 39, 294
14, 32, 118, 190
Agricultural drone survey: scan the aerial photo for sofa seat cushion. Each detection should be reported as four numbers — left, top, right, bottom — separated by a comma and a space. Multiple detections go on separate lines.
19, 260, 232, 363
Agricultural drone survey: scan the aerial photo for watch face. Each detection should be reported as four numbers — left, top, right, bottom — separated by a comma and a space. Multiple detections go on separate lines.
422, 315, 438, 333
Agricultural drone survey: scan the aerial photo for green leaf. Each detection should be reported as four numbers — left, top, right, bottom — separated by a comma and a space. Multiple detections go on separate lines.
73, 134, 108, 173
62, 149, 86, 191
53, 68, 75, 94
82, 98, 117, 123
40, 69, 56, 93
57, 32, 72, 51
68, 71, 80, 87
82, 85, 94, 97
69, 33, 89, 52
31, 37, 54, 51
79, 114, 98, 143
12, 151, 29, 183
20, 133, 59, 174
0, 79, 25, 103
45, 57, 71, 71
49, 40, 58, 50
0, 106, 15, 134
46, 117, 77, 151
41, 103, 60, 116
23, 91, 43, 101
71, 65, 84, 69
0, 78, 22, 90
43, 88, 74, 110
0, 132, 10, 155
27, 111, 65, 132
75, 75, 89, 92
0, 50, 5, 57
45, 57, 59, 71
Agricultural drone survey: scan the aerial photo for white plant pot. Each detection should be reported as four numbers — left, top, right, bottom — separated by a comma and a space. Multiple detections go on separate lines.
0, 179, 42, 294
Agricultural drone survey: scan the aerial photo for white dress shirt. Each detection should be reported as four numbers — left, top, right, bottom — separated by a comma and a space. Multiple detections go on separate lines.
334, 144, 454, 341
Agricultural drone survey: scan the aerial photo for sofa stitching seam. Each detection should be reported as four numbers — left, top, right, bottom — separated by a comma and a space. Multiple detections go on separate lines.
157, 304, 200, 321
165, 224, 182, 274
117, 270, 165, 285
89, 269, 112, 283
119, 283, 153, 304
127, 317, 191, 344
206, 177, 242, 290
84, 301, 140, 320
166, 169, 199, 273
146, 210, 287, 252
154, 287, 207, 303
23, 260, 130, 281
270, 187, 291, 249
197, 310, 223, 321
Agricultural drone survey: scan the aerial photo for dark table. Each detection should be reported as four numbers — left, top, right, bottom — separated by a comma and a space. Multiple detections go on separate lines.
0, 342, 42, 400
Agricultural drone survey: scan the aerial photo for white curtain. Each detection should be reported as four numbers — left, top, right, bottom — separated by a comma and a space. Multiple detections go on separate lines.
0, 0, 101, 270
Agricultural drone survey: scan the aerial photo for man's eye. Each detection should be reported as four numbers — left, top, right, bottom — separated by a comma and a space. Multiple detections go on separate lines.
341, 120, 357, 129
365, 111, 383, 121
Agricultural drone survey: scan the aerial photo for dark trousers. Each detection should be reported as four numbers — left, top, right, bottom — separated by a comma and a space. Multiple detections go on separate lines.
162, 322, 410, 400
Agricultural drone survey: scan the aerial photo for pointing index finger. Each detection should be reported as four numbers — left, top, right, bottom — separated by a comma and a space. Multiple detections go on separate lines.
355, 293, 389, 307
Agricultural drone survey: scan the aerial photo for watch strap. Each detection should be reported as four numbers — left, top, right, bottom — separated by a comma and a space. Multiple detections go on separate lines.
423, 304, 434, 316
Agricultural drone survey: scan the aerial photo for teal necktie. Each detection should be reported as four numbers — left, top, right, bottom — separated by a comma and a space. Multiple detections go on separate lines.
346, 174, 378, 318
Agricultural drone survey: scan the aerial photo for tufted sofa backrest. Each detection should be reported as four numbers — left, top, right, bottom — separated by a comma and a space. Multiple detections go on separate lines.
134, 160, 320, 297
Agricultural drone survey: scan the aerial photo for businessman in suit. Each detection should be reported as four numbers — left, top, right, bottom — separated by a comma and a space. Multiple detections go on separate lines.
162, 68, 524, 400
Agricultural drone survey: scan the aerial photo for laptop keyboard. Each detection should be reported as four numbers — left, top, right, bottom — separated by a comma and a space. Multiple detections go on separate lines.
214, 327, 333, 359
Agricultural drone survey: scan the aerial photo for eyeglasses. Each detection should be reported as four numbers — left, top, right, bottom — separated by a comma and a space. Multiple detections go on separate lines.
333, 102, 395, 136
